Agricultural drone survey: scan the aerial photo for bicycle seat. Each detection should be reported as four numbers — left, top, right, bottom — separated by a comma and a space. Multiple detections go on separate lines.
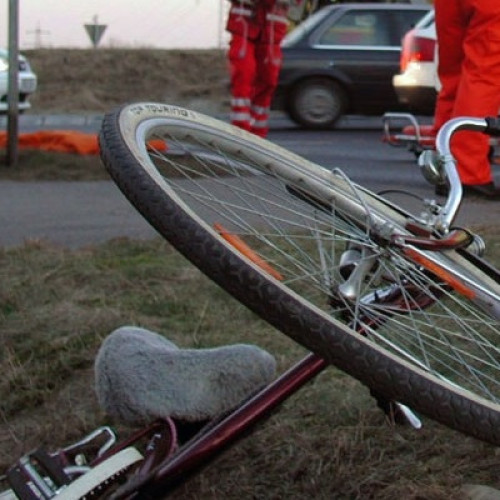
94, 326, 276, 425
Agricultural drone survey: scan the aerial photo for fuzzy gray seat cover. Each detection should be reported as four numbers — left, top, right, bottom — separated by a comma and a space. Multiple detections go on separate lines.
95, 326, 276, 425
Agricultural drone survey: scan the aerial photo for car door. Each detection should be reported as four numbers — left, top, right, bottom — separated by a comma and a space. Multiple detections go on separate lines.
311, 8, 427, 113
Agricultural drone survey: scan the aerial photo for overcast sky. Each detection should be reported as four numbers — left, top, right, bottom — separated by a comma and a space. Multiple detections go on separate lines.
1, 0, 230, 49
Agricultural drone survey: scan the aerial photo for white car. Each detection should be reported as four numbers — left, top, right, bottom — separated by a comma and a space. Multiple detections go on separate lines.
0, 48, 38, 113
392, 9, 438, 115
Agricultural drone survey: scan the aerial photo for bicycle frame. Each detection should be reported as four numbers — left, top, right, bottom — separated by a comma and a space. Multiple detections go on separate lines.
5, 116, 500, 499
113, 115, 500, 497
115, 353, 327, 498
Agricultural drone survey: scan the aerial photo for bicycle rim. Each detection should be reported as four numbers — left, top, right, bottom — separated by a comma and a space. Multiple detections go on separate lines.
99, 103, 500, 444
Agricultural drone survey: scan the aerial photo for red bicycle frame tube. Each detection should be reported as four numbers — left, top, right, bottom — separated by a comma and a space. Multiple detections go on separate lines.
112, 353, 327, 499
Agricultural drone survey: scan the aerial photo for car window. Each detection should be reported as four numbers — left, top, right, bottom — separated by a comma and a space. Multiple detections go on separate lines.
413, 9, 435, 30
317, 10, 391, 47
390, 10, 431, 45
282, 7, 332, 47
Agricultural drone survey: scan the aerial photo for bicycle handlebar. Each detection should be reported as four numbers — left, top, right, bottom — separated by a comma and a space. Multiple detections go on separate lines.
431, 116, 496, 232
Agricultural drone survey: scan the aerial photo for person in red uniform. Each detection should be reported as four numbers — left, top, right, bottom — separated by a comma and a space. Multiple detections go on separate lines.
433, 0, 500, 199
226, 0, 290, 138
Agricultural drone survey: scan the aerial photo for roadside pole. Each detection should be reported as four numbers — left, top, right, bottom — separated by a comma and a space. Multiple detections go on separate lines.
6, 0, 20, 167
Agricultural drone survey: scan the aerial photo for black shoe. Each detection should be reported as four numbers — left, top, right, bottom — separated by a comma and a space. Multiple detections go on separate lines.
462, 182, 500, 200
435, 182, 500, 200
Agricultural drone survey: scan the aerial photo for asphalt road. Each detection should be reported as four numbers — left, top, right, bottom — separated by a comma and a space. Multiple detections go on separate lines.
1, 112, 499, 249
0, 179, 158, 248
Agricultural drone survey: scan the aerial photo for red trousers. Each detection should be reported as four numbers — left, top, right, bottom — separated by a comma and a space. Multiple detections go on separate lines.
228, 34, 283, 138
434, 0, 500, 185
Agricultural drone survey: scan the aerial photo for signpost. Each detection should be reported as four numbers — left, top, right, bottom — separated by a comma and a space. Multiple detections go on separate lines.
84, 15, 107, 48
6, 0, 19, 167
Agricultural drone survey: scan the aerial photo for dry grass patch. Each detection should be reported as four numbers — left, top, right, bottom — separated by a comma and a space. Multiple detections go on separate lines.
2, 236, 500, 498
25, 48, 228, 115
0, 149, 108, 181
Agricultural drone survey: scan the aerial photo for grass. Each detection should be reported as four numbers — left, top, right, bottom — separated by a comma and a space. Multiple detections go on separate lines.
2, 236, 500, 499
0, 149, 109, 181
2, 150, 500, 498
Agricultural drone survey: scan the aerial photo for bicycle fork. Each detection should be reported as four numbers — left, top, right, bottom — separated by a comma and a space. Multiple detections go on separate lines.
335, 244, 423, 429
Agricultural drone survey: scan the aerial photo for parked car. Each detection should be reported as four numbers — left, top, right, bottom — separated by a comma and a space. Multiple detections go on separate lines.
392, 9, 438, 115
272, 2, 431, 129
0, 48, 38, 113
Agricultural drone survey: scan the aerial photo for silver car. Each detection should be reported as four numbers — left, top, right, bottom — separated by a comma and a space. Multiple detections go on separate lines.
0, 48, 38, 112
392, 9, 437, 115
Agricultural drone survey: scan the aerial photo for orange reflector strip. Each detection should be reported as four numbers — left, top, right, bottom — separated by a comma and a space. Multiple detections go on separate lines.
146, 139, 167, 151
403, 247, 476, 299
214, 223, 284, 281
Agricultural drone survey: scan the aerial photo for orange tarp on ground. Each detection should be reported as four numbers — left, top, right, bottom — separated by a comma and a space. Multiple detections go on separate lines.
0, 130, 166, 155
0, 130, 100, 155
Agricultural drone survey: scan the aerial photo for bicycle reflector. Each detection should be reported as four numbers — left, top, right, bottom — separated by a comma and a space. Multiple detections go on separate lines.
214, 223, 284, 281
403, 247, 476, 300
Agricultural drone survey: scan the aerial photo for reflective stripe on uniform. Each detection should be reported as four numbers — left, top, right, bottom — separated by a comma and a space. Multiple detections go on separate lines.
231, 97, 252, 108
230, 111, 252, 122
251, 105, 269, 116
231, 7, 253, 17
251, 118, 269, 129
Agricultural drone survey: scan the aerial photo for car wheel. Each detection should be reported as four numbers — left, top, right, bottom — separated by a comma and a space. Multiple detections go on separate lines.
288, 78, 347, 129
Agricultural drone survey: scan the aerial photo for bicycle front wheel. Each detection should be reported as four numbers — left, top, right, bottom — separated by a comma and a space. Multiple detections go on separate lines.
99, 103, 500, 444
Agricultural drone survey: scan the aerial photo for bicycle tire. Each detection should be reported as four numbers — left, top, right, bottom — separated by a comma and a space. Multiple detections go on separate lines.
99, 102, 500, 445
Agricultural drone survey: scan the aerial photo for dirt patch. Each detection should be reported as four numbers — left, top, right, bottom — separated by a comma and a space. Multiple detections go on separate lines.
24, 48, 230, 114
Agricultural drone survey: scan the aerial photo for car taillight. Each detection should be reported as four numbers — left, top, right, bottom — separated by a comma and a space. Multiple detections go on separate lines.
400, 31, 436, 72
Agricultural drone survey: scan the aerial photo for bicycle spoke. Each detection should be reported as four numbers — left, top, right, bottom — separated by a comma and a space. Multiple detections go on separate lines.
143, 125, 500, 404
99, 105, 500, 444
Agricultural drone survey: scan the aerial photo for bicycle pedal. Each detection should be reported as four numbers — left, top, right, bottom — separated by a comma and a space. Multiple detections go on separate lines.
54, 447, 143, 500
60, 426, 117, 463
7, 448, 70, 499
3, 427, 119, 500
0, 489, 17, 500
2, 420, 181, 499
